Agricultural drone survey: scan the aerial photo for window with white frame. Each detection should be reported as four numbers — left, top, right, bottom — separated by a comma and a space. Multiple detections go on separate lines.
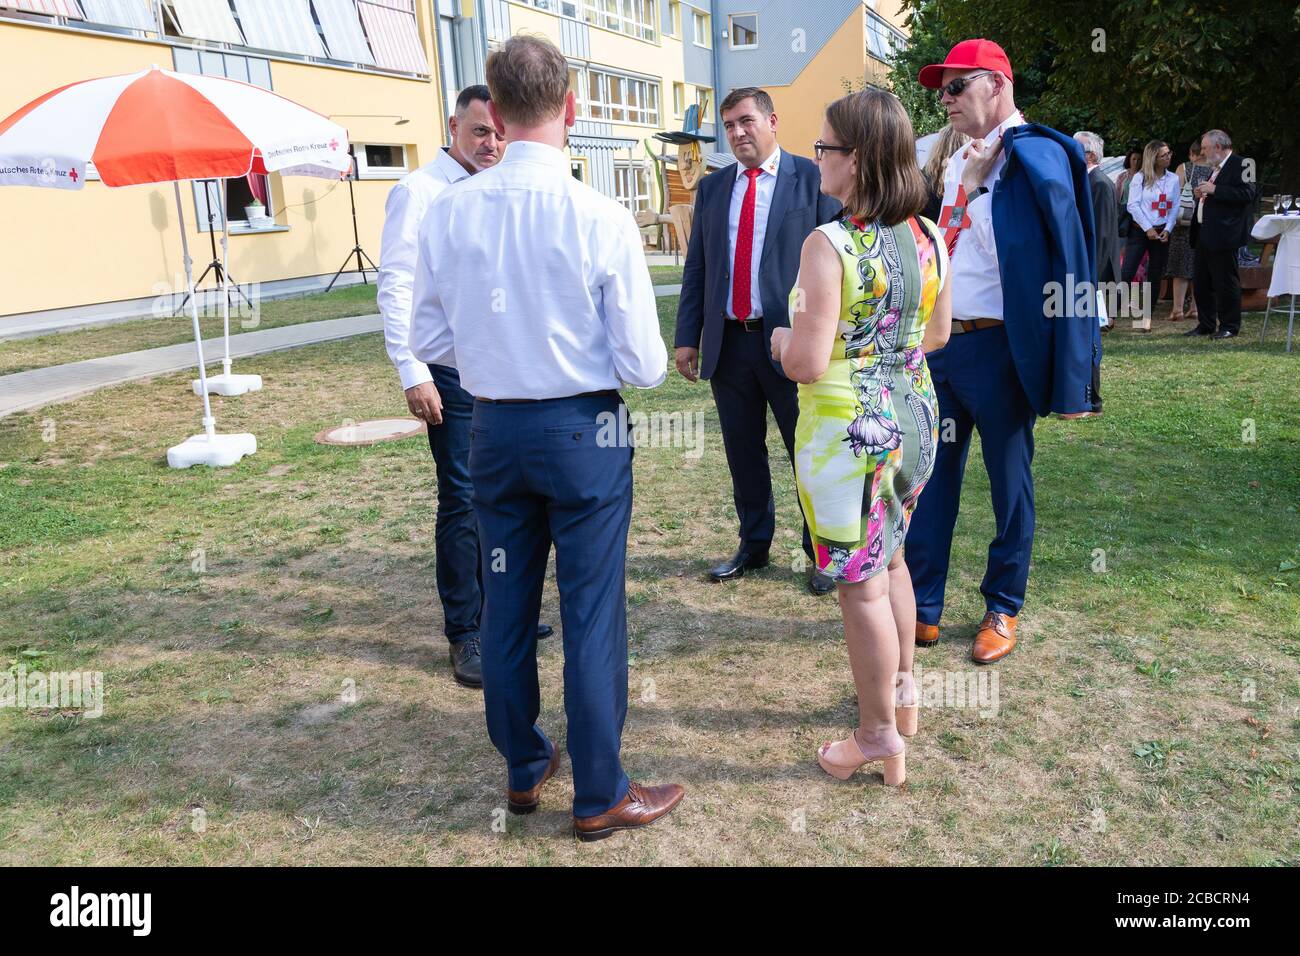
555, 0, 655, 41
728, 13, 756, 49
692, 10, 710, 47
583, 68, 660, 125
866, 11, 907, 62
666, 0, 680, 36
354, 143, 410, 179
614, 160, 652, 214
672, 82, 685, 118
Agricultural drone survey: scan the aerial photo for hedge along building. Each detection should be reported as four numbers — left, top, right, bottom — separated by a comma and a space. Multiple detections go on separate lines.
711, 0, 911, 164
0, 1, 463, 324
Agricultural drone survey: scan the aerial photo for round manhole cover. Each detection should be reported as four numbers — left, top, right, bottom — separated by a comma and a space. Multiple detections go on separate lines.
314, 418, 427, 446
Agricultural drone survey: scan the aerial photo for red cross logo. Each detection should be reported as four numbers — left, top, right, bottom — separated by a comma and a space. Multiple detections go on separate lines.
69, 167, 78, 182
329, 138, 339, 151
1151, 193, 1172, 216
939, 201, 971, 232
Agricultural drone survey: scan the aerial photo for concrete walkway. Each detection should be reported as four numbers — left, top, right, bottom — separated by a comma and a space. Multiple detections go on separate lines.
0, 284, 684, 419
0, 314, 382, 419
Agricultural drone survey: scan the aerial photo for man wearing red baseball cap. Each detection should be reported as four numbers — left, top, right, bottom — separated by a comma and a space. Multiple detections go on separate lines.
905, 39, 1101, 665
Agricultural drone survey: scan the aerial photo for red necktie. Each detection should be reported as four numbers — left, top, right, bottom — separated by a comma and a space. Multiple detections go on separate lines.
940, 182, 971, 257
732, 167, 761, 320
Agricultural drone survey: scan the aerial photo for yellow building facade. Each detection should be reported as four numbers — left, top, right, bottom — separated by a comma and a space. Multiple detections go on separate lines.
0, 1, 911, 324
713, 0, 912, 162
0, 2, 451, 321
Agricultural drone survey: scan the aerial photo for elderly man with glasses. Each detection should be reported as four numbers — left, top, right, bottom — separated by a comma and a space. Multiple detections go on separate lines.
905, 39, 1100, 664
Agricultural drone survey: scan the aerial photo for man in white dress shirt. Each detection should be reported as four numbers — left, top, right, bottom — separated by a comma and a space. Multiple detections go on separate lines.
379, 85, 550, 691
409, 35, 684, 839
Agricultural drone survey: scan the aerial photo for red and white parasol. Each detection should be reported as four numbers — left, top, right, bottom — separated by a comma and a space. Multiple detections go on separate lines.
0, 67, 351, 468
0, 65, 350, 188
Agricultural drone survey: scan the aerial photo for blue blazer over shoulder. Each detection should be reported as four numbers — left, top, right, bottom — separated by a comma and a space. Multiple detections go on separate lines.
992, 124, 1101, 416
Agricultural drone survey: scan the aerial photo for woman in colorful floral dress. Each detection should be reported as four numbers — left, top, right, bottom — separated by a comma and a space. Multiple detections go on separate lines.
771, 89, 951, 787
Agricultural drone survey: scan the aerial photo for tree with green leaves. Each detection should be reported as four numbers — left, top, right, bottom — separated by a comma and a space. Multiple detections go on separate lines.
890, 0, 1299, 192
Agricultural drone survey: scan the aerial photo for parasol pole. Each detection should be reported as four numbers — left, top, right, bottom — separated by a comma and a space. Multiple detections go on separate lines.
174, 181, 216, 439
219, 177, 232, 378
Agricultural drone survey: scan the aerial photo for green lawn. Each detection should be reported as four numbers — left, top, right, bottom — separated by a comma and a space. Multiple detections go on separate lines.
650, 265, 685, 285
0, 297, 1296, 865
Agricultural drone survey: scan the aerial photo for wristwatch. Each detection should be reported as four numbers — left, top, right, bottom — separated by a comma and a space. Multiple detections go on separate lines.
967, 186, 990, 202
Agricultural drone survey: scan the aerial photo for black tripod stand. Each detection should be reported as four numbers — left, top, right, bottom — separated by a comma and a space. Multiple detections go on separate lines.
175, 180, 253, 315
326, 176, 378, 292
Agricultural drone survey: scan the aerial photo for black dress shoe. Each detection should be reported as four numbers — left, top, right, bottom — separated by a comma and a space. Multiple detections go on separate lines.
449, 636, 483, 688
1211, 328, 1238, 339
1183, 327, 1213, 337
807, 569, 836, 595
537, 623, 554, 639
708, 546, 769, 581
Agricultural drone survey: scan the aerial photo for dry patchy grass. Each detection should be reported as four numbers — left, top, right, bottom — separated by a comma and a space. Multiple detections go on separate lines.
0, 300, 1297, 866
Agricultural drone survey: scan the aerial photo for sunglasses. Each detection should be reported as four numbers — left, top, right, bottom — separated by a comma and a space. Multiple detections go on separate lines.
937, 70, 994, 98
814, 140, 854, 161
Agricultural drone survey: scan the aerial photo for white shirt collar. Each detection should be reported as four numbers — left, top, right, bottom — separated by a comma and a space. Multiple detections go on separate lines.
435, 146, 471, 184
738, 146, 780, 181
501, 139, 570, 172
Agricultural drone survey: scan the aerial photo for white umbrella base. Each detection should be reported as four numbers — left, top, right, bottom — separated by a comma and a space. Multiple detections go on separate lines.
167, 432, 257, 469
192, 373, 263, 396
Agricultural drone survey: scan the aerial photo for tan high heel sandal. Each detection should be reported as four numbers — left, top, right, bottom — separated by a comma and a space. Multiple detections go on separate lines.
816, 734, 906, 785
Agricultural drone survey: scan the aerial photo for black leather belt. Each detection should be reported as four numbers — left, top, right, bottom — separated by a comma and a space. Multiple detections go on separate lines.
476, 389, 619, 404
728, 317, 763, 332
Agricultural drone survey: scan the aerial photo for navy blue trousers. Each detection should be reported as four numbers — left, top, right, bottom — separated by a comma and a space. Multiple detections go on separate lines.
425, 364, 481, 645
709, 321, 813, 557
469, 392, 632, 817
905, 324, 1036, 624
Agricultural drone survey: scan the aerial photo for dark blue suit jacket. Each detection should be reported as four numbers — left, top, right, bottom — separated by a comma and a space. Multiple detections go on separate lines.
674, 151, 841, 379
993, 124, 1101, 416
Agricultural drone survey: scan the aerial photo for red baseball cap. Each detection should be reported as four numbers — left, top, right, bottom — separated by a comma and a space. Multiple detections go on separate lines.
918, 38, 1014, 90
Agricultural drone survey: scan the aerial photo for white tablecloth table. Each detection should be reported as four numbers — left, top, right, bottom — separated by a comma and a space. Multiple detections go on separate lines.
1252, 214, 1300, 351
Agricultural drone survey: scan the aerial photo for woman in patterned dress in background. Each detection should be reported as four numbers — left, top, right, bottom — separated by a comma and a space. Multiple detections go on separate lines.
771, 89, 951, 787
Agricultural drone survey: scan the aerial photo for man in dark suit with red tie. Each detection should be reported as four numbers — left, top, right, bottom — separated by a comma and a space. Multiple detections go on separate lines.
673, 87, 841, 594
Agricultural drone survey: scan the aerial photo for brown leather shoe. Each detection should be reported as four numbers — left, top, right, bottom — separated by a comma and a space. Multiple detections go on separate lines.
972, 612, 1017, 664
573, 781, 685, 842
915, 622, 939, 646
506, 747, 561, 815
